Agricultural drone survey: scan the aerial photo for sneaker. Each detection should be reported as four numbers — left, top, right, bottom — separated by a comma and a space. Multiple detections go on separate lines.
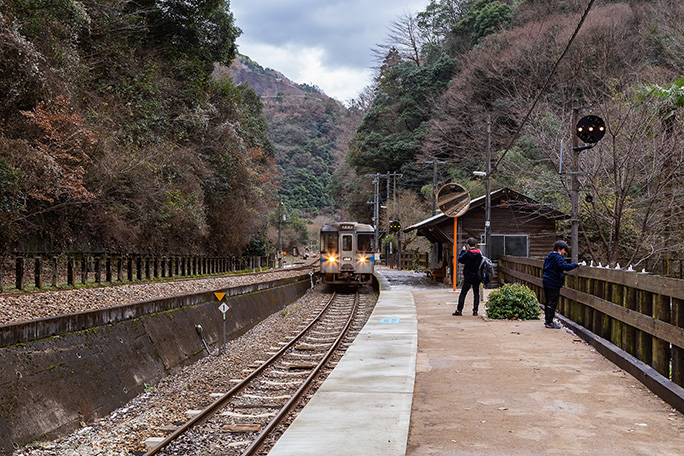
473, 311, 478, 316
452, 310, 462, 316
544, 323, 561, 329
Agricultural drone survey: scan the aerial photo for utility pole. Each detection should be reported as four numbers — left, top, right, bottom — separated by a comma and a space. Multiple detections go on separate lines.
485, 114, 492, 260
278, 199, 284, 268
570, 107, 581, 264
386, 171, 391, 239
424, 158, 446, 216
365, 173, 382, 251
473, 115, 492, 261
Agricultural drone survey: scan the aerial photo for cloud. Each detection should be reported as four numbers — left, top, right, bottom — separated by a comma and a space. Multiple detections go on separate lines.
230, 0, 429, 101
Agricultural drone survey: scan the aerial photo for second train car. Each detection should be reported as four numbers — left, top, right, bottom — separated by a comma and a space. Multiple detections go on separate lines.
320, 222, 375, 285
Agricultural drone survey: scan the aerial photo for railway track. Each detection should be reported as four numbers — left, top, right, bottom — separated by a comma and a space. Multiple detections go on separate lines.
141, 290, 366, 456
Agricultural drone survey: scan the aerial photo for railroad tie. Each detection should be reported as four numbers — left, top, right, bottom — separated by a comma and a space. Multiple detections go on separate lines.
220, 410, 276, 418
282, 362, 317, 370
143, 437, 165, 448
222, 424, 261, 433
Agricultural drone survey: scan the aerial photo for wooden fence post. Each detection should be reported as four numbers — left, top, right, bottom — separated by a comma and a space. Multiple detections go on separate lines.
610, 282, 624, 349
652, 293, 671, 378
67, 257, 75, 286
583, 276, 594, 334
34, 256, 42, 289
126, 257, 133, 282
673, 298, 684, 387
16, 256, 25, 290
623, 286, 637, 357
636, 289, 653, 365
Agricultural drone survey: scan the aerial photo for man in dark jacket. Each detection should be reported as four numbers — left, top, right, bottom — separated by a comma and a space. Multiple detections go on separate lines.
453, 237, 482, 316
542, 240, 579, 329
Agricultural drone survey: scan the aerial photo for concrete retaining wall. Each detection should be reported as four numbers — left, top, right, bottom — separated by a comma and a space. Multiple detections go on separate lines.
0, 275, 312, 454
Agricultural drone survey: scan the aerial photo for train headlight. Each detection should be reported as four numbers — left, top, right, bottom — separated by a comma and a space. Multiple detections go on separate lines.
326, 256, 337, 263
358, 256, 369, 263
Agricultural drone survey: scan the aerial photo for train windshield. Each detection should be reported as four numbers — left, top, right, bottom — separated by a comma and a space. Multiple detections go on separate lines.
342, 235, 353, 252
321, 232, 338, 253
357, 233, 374, 252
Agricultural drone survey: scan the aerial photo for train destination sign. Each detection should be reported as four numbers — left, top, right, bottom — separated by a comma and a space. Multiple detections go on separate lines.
437, 183, 470, 218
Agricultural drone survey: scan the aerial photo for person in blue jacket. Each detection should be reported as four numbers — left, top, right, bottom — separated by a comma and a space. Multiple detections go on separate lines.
453, 237, 482, 316
542, 240, 579, 329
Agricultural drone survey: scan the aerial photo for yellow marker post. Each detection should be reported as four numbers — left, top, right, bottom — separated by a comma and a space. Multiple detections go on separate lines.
216, 292, 228, 354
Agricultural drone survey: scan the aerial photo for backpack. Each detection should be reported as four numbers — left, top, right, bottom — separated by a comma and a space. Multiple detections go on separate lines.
479, 256, 494, 284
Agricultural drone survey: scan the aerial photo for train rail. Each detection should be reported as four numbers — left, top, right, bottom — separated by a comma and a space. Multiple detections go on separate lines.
143, 291, 362, 456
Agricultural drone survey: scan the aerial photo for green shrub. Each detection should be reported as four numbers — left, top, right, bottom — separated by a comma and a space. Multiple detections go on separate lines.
485, 283, 541, 320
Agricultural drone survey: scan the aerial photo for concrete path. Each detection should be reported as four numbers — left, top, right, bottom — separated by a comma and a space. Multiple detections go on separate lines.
408, 288, 684, 456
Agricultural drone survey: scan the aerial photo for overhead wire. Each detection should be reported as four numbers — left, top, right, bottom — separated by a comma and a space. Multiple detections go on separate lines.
492, 0, 598, 173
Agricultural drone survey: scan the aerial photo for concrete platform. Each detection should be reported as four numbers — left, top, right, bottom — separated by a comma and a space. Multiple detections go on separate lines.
270, 266, 684, 456
268, 271, 418, 455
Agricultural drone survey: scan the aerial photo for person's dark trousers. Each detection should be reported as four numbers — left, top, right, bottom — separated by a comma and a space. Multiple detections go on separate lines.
457, 280, 480, 312
543, 286, 561, 325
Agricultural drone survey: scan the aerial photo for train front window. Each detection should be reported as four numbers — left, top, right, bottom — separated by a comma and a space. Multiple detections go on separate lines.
357, 233, 373, 252
342, 235, 353, 252
321, 232, 338, 253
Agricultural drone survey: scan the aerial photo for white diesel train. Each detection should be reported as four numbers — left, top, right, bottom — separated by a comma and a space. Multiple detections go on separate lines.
319, 222, 375, 285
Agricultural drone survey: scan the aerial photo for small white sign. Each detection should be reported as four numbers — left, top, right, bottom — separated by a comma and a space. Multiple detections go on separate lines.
218, 303, 230, 314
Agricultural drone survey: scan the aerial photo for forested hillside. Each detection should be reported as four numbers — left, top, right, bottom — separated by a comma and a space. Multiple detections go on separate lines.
225, 56, 364, 249
345, 0, 684, 267
0, 0, 276, 256
2, 0, 683, 268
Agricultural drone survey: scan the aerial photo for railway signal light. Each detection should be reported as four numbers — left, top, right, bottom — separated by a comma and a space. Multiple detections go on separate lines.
389, 220, 401, 232
576, 115, 606, 144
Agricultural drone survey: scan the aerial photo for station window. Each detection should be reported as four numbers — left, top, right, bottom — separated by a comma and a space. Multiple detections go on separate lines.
490, 235, 528, 260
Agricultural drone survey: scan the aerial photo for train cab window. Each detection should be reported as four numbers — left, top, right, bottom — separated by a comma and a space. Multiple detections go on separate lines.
357, 233, 373, 252
342, 234, 353, 251
321, 232, 338, 253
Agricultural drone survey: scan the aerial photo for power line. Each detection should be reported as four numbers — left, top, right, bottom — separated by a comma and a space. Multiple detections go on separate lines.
492, 0, 598, 172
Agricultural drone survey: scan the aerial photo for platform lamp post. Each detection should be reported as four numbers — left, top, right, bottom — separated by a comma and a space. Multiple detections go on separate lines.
570, 108, 606, 263
473, 114, 493, 260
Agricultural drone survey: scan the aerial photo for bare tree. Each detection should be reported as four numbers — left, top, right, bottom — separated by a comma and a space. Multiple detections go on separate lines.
373, 11, 426, 68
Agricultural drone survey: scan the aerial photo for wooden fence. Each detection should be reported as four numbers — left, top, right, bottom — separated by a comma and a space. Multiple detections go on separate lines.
385, 251, 429, 270
0, 253, 271, 293
498, 255, 684, 411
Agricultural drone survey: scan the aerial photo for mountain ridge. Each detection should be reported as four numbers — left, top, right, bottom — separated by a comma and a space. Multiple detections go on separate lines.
219, 54, 330, 101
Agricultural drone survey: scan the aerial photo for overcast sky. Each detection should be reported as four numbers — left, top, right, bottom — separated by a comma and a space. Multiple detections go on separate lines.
230, 0, 430, 103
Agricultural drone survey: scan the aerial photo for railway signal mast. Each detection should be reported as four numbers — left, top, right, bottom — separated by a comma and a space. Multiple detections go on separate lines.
570, 109, 606, 263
